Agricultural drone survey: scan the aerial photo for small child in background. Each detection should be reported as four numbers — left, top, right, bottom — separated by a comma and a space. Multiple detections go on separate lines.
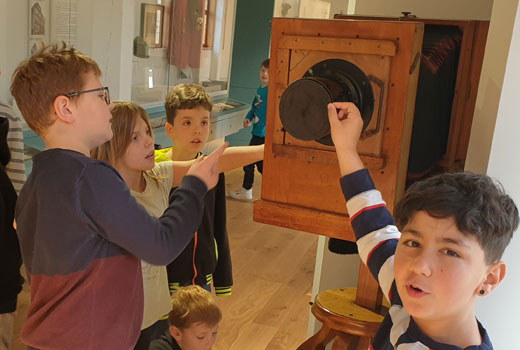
228, 58, 269, 201
149, 285, 221, 350
92, 100, 262, 349
156, 83, 264, 296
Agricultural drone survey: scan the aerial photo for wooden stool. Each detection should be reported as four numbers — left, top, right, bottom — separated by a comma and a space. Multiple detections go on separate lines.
297, 288, 386, 350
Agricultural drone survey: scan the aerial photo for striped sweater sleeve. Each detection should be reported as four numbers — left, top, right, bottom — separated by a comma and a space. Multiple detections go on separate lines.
340, 168, 400, 301
0, 104, 25, 194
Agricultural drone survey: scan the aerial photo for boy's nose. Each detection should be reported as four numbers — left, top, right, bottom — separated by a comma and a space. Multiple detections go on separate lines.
411, 252, 433, 277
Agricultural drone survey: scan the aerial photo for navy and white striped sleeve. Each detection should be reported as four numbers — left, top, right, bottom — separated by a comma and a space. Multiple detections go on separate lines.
340, 168, 400, 300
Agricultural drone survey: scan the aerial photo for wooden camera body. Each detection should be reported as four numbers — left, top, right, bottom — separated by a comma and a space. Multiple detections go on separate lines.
254, 18, 424, 242
253, 15, 489, 317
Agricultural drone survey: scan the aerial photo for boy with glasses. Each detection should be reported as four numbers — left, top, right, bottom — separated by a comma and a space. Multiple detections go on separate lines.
10, 44, 226, 349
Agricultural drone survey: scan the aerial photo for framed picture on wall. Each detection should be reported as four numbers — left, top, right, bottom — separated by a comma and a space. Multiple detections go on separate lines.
28, 0, 50, 56
141, 3, 165, 48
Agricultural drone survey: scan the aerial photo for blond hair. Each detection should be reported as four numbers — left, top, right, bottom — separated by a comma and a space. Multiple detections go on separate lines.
169, 285, 222, 329
91, 101, 152, 166
10, 43, 101, 136
164, 84, 213, 124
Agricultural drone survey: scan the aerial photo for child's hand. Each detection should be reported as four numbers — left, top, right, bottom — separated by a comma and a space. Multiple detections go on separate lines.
243, 118, 251, 128
327, 102, 364, 176
327, 102, 363, 150
187, 142, 228, 190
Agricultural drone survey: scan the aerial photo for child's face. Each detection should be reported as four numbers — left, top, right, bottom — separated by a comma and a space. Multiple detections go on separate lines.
119, 116, 155, 172
166, 106, 210, 159
171, 322, 218, 350
73, 73, 114, 148
260, 66, 269, 86
394, 211, 492, 326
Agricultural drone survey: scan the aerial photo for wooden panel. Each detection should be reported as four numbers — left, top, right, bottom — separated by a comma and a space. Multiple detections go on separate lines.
253, 199, 356, 241
260, 18, 423, 222
441, 21, 476, 171
456, 21, 489, 164
272, 144, 385, 170
279, 35, 397, 56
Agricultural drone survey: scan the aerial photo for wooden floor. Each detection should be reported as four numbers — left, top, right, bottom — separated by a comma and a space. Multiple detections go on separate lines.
11, 168, 318, 350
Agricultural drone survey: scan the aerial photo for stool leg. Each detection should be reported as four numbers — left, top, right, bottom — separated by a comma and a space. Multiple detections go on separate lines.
355, 337, 371, 350
332, 333, 357, 350
297, 325, 337, 350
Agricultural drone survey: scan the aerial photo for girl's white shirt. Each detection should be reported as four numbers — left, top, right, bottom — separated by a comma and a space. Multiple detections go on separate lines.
130, 161, 174, 329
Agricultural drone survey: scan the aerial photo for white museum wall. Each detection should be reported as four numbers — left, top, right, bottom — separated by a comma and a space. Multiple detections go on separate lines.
467, 1, 520, 349
2, 0, 28, 107
0, 0, 8, 103
0, 0, 133, 104
465, 0, 520, 174
353, 0, 493, 20
273, 0, 350, 19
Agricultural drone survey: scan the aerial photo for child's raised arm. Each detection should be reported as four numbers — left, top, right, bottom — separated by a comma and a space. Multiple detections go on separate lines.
327, 102, 364, 176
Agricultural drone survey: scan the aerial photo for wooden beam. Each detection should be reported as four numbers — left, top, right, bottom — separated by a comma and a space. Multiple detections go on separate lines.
279, 35, 397, 56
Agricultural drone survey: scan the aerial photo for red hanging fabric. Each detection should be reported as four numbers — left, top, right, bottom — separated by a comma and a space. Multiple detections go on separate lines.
168, 0, 203, 69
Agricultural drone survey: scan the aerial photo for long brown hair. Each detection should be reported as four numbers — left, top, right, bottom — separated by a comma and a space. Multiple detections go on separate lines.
91, 101, 153, 166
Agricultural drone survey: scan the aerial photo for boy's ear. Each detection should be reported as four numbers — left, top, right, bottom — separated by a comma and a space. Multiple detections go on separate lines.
165, 121, 175, 140
169, 325, 182, 342
478, 261, 506, 296
53, 95, 75, 123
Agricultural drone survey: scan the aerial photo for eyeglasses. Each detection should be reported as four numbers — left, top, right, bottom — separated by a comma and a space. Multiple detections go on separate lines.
64, 86, 111, 105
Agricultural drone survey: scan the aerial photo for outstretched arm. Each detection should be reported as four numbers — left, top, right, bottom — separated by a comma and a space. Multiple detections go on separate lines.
217, 144, 264, 173
171, 144, 264, 188
171, 142, 227, 189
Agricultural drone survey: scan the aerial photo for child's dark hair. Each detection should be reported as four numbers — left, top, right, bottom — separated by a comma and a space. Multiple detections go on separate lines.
394, 172, 518, 264
168, 285, 222, 329
261, 58, 270, 69
164, 84, 213, 125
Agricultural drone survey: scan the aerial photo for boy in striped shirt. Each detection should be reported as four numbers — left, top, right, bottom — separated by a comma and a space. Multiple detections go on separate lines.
327, 102, 518, 349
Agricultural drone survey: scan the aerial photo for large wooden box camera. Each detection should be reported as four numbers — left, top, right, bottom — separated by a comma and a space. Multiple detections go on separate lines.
254, 18, 423, 241
254, 17, 488, 244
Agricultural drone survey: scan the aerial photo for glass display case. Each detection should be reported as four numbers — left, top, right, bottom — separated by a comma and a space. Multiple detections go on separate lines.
22, 0, 247, 169
131, 0, 231, 107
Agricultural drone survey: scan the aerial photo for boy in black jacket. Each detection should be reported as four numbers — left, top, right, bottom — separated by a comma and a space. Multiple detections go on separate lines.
156, 84, 263, 296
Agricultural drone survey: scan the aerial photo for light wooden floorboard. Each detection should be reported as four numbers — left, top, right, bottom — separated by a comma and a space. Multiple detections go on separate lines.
11, 168, 318, 350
